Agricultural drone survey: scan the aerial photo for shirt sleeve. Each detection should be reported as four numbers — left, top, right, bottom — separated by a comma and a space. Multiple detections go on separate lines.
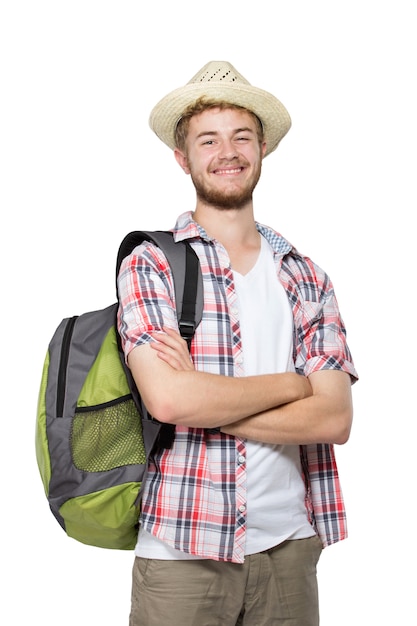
117, 242, 178, 361
288, 256, 358, 382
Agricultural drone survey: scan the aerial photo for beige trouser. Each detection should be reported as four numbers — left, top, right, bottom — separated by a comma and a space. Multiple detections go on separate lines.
129, 535, 323, 626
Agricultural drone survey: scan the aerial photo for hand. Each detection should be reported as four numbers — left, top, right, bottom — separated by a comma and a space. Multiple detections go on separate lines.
150, 327, 195, 371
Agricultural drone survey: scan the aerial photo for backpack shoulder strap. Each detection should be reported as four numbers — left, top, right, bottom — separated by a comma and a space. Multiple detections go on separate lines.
116, 230, 203, 451
116, 230, 203, 342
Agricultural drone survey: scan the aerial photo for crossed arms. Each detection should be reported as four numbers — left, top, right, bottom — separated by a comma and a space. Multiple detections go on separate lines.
127, 328, 353, 446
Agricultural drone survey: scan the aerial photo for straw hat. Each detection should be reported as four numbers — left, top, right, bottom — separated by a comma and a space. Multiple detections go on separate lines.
149, 61, 291, 157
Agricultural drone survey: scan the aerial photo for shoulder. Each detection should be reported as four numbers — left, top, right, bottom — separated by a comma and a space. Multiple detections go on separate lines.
120, 240, 171, 275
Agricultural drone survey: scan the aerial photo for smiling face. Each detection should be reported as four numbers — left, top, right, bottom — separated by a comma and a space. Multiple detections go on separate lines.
174, 106, 267, 210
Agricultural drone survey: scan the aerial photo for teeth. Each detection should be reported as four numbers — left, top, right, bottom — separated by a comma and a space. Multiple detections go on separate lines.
216, 168, 242, 174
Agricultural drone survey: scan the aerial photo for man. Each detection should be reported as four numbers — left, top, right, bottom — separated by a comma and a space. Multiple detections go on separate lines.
117, 60, 358, 626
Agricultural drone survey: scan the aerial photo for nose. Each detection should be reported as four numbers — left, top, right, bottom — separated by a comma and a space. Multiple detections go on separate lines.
218, 139, 237, 160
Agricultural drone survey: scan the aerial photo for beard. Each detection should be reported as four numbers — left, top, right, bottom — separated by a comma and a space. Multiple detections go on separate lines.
189, 160, 263, 210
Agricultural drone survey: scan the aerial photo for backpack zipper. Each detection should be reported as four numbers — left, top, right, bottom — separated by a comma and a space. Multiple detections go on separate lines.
56, 315, 78, 417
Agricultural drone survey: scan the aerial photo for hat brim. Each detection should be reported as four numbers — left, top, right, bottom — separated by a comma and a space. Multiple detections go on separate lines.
149, 82, 291, 157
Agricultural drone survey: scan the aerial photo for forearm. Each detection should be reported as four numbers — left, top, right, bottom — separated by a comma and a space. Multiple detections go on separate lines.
161, 370, 312, 427
128, 343, 312, 428
221, 370, 353, 445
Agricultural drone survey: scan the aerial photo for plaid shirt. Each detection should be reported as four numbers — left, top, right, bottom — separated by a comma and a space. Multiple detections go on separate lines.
118, 211, 358, 563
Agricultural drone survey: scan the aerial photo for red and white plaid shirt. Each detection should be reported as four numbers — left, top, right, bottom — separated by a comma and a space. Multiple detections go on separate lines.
118, 211, 358, 563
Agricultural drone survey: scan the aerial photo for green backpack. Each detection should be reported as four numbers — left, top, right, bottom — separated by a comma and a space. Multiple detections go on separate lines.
36, 231, 203, 550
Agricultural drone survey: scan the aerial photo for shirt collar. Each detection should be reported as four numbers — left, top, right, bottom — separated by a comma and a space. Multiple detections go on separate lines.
172, 210, 301, 258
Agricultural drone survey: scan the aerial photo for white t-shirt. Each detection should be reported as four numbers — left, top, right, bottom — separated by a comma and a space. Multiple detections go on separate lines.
233, 235, 314, 554
136, 235, 314, 559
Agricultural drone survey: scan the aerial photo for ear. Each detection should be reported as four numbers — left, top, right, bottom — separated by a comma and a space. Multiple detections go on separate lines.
174, 148, 191, 174
261, 141, 267, 158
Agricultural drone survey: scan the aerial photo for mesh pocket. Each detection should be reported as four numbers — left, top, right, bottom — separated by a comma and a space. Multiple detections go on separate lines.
71, 396, 146, 472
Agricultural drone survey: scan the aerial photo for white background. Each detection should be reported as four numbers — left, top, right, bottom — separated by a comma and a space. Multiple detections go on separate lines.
1, 1, 415, 624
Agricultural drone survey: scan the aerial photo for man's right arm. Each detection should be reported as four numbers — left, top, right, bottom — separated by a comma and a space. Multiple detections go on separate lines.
127, 340, 312, 429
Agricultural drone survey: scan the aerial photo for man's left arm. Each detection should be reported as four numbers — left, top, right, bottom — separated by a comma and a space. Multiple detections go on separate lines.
220, 369, 353, 445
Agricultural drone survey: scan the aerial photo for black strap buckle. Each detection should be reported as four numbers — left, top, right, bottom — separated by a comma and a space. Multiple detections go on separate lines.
179, 320, 196, 343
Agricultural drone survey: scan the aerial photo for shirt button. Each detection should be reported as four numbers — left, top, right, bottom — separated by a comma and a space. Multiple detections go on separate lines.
236, 356, 243, 365
238, 504, 246, 513
238, 455, 245, 464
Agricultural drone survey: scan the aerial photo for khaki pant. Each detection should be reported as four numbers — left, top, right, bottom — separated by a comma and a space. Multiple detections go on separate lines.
129, 535, 322, 626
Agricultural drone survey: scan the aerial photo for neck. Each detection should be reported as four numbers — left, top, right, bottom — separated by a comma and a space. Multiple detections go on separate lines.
193, 202, 258, 247
192, 203, 261, 275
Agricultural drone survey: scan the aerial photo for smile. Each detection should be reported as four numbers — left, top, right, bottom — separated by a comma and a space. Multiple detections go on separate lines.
213, 167, 244, 175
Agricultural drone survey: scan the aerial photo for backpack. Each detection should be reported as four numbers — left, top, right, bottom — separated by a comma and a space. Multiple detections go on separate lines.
36, 231, 203, 550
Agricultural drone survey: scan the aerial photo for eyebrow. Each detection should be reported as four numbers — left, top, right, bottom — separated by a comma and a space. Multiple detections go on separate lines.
196, 127, 255, 140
